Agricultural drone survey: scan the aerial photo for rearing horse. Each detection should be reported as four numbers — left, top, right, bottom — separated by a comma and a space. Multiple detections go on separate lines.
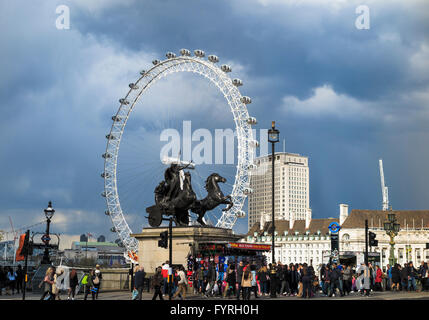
190, 173, 233, 226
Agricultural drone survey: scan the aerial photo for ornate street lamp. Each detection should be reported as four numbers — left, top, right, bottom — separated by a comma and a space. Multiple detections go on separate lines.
41, 201, 55, 264
268, 121, 279, 264
383, 209, 400, 266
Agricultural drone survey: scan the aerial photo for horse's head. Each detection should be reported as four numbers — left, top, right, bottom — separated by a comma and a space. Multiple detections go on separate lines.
205, 173, 226, 190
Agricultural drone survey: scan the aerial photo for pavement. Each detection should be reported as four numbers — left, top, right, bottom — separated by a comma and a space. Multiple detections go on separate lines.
1, 289, 429, 300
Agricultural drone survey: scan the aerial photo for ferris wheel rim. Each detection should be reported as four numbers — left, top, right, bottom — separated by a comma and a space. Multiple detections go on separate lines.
102, 50, 256, 261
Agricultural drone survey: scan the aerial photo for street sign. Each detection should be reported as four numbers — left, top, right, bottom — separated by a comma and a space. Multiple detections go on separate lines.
328, 222, 341, 234
41, 234, 51, 244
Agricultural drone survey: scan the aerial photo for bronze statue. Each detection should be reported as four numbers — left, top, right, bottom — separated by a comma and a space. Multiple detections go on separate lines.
190, 173, 233, 226
146, 163, 233, 227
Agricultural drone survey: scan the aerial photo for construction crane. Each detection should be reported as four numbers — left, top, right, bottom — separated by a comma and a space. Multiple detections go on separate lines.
379, 159, 389, 211
9, 216, 18, 264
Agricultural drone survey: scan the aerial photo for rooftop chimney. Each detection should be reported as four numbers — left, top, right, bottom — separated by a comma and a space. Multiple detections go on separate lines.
305, 208, 312, 229
289, 211, 295, 230
339, 204, 349, 225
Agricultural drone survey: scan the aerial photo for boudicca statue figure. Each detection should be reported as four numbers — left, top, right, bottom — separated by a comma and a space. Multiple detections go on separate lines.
146, 162, 233, 227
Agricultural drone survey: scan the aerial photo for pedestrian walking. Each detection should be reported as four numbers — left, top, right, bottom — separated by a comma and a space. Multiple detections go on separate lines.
52, 268, 64, 300
357, 263, 370, 296
289, 264, 299, 296
257, 265, 268, 296
6, 267, 17, 295
374, 265, 383, 291
250, 264, 258, 298
0, 266, 5, 296
269, 263, 278, 298
16, 265, 23, 294
224, 264, 236, 298
386, 264, 392, 291
406, 261, 418, 291
235, 261, 245, 300
68, 269, 79, 300
151, 267, 164, 300
301, 266, 312, 299
197, 265, 205, 295
205, 262, 216, 297
83, 269, 96, 300
321, 265, 330, 296
241, 267, 253, 300
173, 266, 188, 300
161, 261, 169, 296
343, 265, 353, 295
400, 263, 409, 291
419, 262, 428, 291
134, 265, 146, 300
329, 264, 343, 297
40, 267, 55, 300
93, 265, 102, 299
391, 264, 401, 291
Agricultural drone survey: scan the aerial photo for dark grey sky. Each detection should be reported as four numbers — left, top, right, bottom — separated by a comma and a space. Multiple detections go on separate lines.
0, 0, 428, 241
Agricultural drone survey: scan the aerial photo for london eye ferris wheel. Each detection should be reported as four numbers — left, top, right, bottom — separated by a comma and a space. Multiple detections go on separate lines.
101, 49, 259, 263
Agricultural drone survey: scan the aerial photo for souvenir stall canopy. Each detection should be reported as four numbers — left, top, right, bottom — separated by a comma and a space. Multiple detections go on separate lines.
187, 241, 271, 272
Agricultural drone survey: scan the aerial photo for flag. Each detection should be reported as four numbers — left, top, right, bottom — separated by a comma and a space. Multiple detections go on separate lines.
87, 233, 93, 238
15, 234, 26, 261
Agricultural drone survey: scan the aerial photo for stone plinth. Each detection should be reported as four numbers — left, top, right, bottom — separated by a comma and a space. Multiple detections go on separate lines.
131, 226, 241, 274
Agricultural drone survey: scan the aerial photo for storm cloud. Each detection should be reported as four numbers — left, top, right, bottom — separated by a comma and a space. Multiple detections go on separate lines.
0, 0, 428, 240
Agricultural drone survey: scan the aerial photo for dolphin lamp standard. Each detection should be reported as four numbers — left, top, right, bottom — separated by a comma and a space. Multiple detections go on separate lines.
41, 201, 55, 264
268, 121, 279, 264
383, 210, 400, 266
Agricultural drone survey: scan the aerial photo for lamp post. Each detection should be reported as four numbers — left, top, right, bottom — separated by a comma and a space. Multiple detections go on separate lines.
41, 201, 55, 264
268, 121, 279, 264
383, 210, 400, 266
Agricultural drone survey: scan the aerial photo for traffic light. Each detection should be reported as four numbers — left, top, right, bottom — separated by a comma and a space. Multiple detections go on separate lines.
369, 231, 378, 246
158, 231, 168, 248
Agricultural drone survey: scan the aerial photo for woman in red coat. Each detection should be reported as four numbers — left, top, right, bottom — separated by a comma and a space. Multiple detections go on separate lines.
374, 265, 383, 291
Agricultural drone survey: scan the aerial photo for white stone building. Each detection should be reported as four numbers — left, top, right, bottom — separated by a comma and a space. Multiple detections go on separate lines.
244, 204, 429, 268
248, 152, 310, 230
339, 206, 429, 267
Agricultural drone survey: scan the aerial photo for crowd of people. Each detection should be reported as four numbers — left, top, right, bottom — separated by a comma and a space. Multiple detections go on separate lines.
2, 259, 428, 300
0, 265, 24, 295
1, 263, 105, 300
38, 264, 103, 300
145, 259, 429, 300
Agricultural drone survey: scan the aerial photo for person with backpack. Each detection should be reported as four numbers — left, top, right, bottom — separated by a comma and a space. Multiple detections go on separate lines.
82, 269, 95, 300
